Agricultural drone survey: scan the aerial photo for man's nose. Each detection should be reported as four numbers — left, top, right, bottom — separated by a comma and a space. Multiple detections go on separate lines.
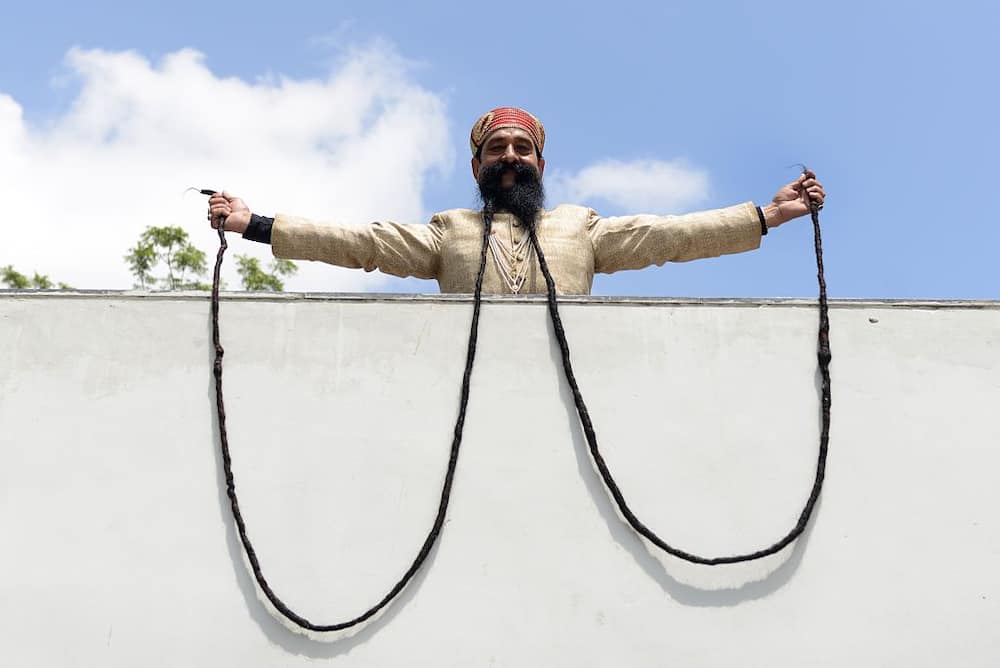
500, 145, 519, 162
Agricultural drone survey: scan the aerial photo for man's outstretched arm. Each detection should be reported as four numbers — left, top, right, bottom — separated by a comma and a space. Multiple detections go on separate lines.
208, 192, 444, 280
588, 171, 826, 273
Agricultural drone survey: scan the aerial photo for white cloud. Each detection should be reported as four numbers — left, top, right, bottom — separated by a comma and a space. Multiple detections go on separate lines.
547, 159, 710, 214
0, 45, 453, 291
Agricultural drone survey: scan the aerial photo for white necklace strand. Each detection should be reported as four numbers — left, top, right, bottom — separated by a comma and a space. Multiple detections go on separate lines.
487, 220, 533, 293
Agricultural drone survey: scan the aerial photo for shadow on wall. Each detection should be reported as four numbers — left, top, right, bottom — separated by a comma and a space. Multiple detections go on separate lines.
549, 324, 822, 607
205, 319, 439, 658
203, 294, 829, 652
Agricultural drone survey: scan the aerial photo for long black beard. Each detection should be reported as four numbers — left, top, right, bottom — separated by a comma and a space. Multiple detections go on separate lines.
476, 161, 545, 229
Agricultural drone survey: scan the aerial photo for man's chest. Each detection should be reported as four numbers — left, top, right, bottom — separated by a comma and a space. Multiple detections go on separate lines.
436, 210, 595, 295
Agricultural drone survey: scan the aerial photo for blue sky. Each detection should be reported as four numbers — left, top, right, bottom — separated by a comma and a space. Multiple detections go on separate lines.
1, 0, 996, 298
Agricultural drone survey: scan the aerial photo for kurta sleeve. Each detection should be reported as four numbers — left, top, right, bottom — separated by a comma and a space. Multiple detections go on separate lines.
270, 214, 445, 280
587, 202, 763, 274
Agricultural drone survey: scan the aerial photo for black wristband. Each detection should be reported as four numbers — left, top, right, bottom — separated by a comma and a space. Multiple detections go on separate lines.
756, 206, 768, 236
243, 214, 274, 244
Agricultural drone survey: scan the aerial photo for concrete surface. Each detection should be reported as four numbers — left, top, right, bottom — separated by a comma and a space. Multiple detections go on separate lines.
1, 292, 998, 666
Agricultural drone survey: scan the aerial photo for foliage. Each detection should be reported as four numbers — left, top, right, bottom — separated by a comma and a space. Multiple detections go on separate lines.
2, 265, 72, 289
235, 255, 299, 291
1, 265, 29, 289
31, 273, 52, 289
124, 226, 209, 290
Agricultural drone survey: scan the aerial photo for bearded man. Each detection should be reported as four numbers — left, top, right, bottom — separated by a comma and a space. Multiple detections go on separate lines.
209, 107, 825, 294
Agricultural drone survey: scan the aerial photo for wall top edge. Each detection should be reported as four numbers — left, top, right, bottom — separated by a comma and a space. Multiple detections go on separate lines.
1, 290, 998, 310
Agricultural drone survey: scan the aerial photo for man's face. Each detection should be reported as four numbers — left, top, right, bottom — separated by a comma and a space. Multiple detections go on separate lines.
471, 127, 545, 189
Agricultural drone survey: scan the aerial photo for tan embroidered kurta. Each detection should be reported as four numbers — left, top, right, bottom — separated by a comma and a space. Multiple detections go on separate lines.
271, 202, 762, 295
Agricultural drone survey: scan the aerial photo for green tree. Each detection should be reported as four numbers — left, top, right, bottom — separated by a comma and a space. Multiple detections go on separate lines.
31, 273, 53, 289
124, 226, 209, 290
235, 255, 298, 291
2, 265, 29, 288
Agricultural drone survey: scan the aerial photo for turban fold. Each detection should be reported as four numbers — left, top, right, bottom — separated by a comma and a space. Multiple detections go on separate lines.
470, 107, 545, 157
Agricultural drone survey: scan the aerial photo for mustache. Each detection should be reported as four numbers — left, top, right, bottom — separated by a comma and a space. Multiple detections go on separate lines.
478, 161, 540, 188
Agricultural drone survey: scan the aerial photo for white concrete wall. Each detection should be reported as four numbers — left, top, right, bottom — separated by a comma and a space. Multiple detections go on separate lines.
1, 293, 998, 666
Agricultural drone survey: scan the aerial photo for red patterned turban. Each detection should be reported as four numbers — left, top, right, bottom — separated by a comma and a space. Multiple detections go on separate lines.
470, 107, 546, 157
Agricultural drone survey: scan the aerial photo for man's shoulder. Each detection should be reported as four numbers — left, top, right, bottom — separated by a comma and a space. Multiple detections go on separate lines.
544, 203, 593, 218
432, 208, 481, 222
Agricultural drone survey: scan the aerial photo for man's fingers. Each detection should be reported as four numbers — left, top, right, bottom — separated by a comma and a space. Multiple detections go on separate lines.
208, 196, 232, 230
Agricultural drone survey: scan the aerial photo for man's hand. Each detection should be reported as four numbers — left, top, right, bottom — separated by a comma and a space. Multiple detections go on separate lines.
207, 192, 251, 234
762, 170, 826, 229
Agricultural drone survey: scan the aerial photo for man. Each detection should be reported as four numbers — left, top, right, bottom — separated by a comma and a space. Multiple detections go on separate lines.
209, 107, 825, 294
